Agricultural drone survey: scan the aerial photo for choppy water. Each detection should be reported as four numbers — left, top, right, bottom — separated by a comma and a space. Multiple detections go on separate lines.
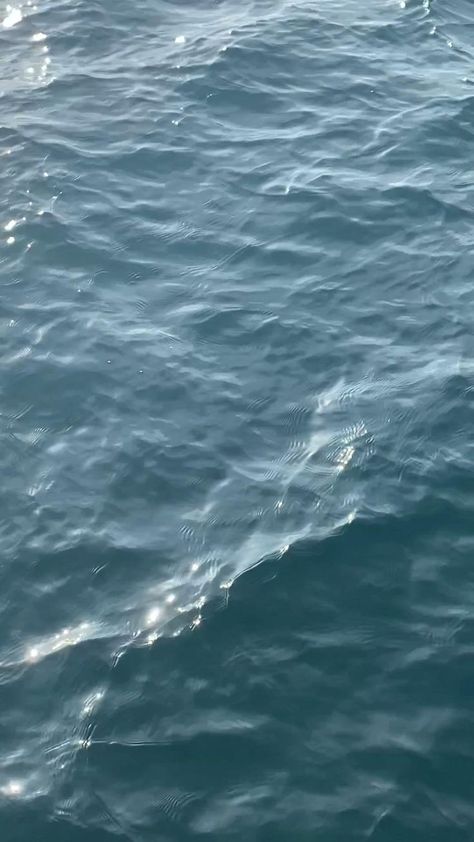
1, 0, 474, 838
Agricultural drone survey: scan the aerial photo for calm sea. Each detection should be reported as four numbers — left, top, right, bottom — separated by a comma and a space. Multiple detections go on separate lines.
1, 0, 474, 839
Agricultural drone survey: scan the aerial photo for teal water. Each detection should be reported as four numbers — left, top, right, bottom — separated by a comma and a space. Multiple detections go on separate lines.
1, 0, 474, 839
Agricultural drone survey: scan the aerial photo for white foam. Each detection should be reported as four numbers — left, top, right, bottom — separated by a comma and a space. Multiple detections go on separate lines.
1, 780, 24, 797
2, 7, 22, 28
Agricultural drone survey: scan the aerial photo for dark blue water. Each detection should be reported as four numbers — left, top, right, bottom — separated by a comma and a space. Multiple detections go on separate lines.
1, 0, 474, 838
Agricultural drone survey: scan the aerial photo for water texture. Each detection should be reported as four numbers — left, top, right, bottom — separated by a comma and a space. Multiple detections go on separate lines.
1, 0, 474, 838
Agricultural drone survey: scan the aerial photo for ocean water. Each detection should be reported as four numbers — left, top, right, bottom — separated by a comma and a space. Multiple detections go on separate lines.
1, 0, 474, 838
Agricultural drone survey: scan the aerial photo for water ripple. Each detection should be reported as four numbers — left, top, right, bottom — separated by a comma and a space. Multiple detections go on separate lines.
0, 0, 473, 838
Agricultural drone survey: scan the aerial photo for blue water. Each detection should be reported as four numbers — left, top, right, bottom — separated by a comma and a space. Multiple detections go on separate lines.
1, 0, 474, 838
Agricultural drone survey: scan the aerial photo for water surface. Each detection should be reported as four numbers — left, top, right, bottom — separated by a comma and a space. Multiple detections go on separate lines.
1, 0, 474, 839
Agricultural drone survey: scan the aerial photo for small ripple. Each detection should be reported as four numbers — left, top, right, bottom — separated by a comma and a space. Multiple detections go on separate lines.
159, 789, 198, 823
0, 621, 99, 668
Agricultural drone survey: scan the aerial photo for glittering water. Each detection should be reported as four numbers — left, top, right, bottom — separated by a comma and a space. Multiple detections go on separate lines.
1, 0, 474, 839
